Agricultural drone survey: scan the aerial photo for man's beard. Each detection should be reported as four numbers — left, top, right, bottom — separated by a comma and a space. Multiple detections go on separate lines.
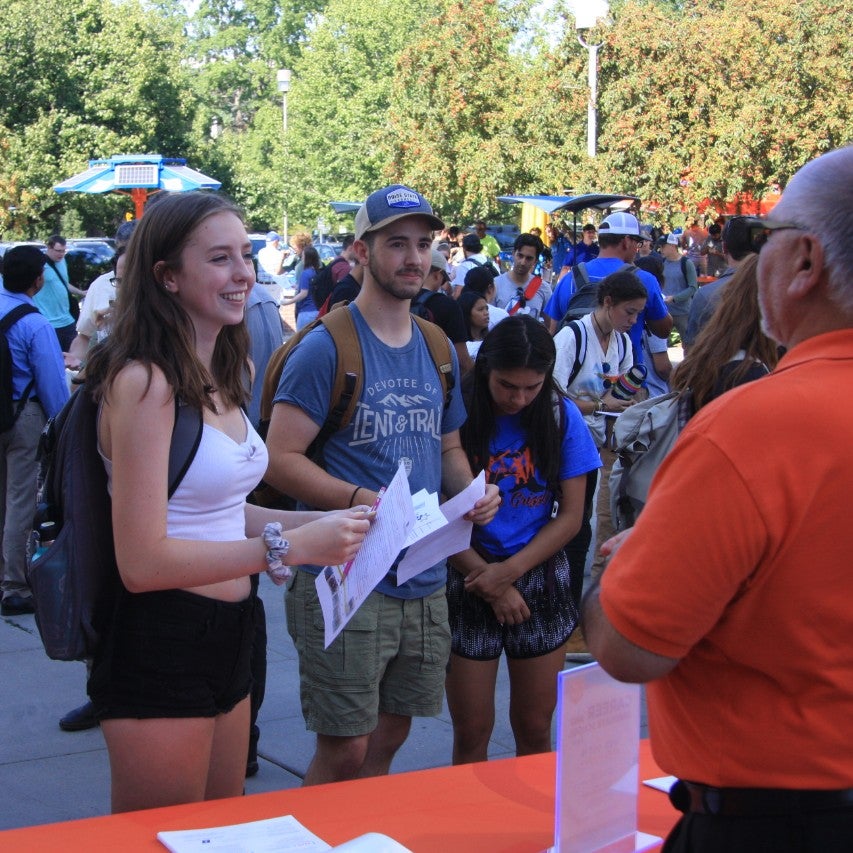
368, 257, 425, 301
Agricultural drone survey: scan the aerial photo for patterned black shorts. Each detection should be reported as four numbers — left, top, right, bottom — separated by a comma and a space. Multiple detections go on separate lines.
447, 549, 578, 661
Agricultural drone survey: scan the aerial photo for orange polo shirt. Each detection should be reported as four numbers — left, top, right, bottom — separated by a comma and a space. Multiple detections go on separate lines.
601, 330, 853, 789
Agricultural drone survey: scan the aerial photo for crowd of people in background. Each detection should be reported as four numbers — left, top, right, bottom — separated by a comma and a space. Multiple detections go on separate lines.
2, 145, 852, 852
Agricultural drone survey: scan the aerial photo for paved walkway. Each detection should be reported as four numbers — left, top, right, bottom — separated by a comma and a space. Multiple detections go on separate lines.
1, 575, 605, 831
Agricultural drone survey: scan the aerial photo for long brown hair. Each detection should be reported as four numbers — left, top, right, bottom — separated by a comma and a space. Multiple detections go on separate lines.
463, 315, 563, 492
85, 192, 250, 412
671, 254, 779, 410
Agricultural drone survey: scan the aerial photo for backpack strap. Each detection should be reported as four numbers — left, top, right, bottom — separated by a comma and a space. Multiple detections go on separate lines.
617, 329, 629, 368
411, 314, 455, 411
2, 304, 40, 419
316, 307, 362, 443
43, 257, 69, 289
566, 320, 586, 388
572, 262, 589, 291
258, 307, 453, 474
168, 400, 204, 498
680, 256, 688, 280
0, 302, 39, 332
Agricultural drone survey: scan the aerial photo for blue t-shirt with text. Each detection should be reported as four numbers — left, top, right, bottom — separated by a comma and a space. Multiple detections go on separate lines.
275, 304, 466, 598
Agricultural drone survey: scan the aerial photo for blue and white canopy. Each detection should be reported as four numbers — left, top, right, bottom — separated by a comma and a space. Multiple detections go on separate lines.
54, 154, 221, 195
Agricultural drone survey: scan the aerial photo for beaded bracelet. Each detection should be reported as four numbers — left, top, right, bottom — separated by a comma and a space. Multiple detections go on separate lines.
263, 522, 292, 586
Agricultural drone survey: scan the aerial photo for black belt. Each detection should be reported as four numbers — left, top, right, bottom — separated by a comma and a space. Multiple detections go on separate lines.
671, 780, 853, 817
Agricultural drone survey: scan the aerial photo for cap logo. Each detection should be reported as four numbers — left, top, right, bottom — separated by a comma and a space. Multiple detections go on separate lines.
385, 188, 422, 209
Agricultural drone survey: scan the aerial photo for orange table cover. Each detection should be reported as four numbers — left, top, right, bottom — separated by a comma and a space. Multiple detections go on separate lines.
0, 740, 678, 852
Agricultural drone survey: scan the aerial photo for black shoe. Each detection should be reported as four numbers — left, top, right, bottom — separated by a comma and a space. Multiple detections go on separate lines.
1, 594, 35, 616
59, 701, 99, 732
245, 759, 259, 778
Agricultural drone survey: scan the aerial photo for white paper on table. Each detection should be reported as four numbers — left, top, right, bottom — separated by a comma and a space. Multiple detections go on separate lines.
332, 833, 413, 852
402, 489, 447, 547
315, 462, 415, 648
642, 775, 677, 793
396, 470, 485, 585
157, 814, 331, 852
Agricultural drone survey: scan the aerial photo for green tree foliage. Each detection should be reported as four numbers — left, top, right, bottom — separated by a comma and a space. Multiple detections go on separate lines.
187, 0, 325, 132
186, 0, 330, 229
385, 0, 527, 221
278, 0, 448, 231
551, 0, 853, 224
0, 0, 193, 236
1, 0, 850, 237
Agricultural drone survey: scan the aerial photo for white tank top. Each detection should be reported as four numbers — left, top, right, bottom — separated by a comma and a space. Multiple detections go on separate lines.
100, 409, 269, 542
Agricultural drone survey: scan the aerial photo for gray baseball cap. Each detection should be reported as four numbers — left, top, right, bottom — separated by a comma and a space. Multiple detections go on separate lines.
354, 185, 444, 240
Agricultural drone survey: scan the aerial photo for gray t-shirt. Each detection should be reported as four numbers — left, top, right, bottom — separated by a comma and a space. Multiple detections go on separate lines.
274, 304, 466, 597
662, 258, 697, 316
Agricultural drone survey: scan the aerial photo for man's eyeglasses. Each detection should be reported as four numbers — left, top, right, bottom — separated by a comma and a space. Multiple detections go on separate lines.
743, 217, 808, 253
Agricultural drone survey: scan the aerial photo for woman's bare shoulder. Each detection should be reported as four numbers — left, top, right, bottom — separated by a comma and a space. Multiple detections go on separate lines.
107, 361, 174, 409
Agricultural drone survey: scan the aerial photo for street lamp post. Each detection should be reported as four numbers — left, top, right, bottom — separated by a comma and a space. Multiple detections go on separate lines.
567, 0, 609, 158
277, 69, 292, 240
277, 69, 291, 132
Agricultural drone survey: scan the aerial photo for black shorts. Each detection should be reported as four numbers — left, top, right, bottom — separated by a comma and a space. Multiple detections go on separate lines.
88, 588, 255, 720
447, 549, 578, 661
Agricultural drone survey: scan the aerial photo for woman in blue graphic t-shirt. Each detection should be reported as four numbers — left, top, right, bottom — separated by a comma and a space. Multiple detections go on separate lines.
445, 314, 600, 764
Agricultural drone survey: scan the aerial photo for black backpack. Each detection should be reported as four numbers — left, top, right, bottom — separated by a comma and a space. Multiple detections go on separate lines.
559, 262, 636, 327
0, 304, 40, 433
27, 385, 203, 661
562, 319, 628, 389
409, 289, 437, 323
466, 256, 498, 279
310, 257, 350, 314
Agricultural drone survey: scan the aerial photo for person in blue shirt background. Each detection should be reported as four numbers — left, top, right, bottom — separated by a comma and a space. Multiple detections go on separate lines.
33, 235, 79, 352
1, 245, 70, 615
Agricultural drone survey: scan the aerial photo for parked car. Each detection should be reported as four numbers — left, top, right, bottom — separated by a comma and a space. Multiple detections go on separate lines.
65, 239, 115, 290
315, 241, 343, 263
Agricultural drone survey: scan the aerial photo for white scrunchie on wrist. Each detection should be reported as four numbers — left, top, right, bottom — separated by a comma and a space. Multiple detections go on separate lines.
263, 522, 292, 586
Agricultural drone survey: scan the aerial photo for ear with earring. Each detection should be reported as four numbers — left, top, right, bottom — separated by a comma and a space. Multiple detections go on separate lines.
153, 261, 173, 291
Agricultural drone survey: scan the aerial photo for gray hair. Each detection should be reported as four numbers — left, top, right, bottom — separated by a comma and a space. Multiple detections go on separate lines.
785, 146, 853, 313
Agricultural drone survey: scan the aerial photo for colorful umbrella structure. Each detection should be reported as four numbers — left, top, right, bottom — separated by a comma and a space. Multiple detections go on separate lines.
497, 193, 640, 239
54, 154, 221, 219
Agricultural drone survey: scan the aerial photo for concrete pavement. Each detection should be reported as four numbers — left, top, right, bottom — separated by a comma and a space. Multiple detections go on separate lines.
1, 574, 613, 832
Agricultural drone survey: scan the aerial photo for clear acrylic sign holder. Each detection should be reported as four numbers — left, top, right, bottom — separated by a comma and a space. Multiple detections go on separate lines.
549, 663, 661, 853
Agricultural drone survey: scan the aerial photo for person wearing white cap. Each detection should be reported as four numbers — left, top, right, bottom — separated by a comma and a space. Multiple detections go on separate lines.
660, 232, 698, 338
266, 184, 501, 786
256, 231, 288, 285
544, 211, 673, 357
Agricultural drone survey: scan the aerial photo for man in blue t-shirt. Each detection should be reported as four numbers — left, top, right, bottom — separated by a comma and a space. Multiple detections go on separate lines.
266, 184, 500, 785
33, 235, 78, 352
544, 212, 673, 363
